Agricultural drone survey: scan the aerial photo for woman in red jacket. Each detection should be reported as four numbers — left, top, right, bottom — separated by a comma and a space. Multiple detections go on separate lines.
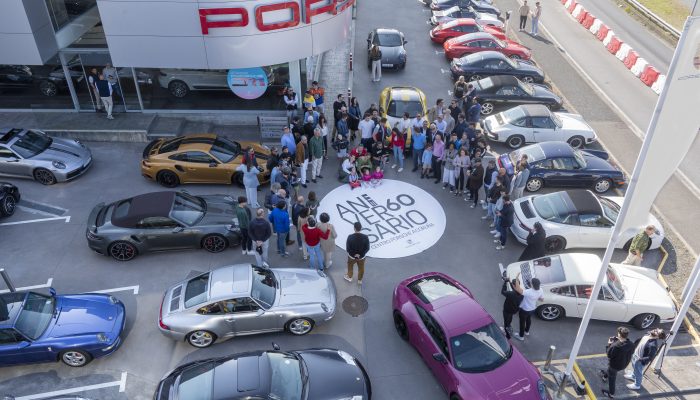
389, 127, 405, 172
302, 216, 331, 271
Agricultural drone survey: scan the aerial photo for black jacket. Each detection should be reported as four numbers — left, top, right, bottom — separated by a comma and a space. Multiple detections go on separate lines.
606, 338, 635, 370
249, 217, 272, 242
500, 203, 514, 227
501, 281, 523, 314
519, 229, 547, 261
291, 203, 305, 226
346, 233, 370, 259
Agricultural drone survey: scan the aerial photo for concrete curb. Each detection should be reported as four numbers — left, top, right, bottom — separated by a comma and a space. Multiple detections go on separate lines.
45, 129, 149, 143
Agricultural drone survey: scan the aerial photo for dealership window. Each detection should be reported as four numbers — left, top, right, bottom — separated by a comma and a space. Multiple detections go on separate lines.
0, 56, 74, 110
45, 0, 97, 31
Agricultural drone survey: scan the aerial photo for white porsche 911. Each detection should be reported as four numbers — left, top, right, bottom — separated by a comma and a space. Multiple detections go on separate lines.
503, 253, 677, 329
511, 189, 664, 252
483, 104, 597, 149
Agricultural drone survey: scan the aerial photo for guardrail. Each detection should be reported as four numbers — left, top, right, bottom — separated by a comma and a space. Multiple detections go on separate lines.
623, 0, 681, 40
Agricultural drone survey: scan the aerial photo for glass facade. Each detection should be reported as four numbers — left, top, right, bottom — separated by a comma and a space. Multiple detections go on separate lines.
45, 0, 97, 31
0, 56, 74, 109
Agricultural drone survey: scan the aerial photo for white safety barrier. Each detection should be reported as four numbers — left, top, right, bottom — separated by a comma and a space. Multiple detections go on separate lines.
564, 0, 573, 9
602, 30, 615, 46
615, 43, 632, 61
589, 19, 602, 35
651, 74, 666, 94
572, 4, 583, 18
631, 58, 649, 77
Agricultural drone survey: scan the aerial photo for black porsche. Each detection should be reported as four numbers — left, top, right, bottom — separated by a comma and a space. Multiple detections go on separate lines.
473, 75, 562, 115
154, 348, 372, 400
450, 51, 545, 83
0, 182, 19, 217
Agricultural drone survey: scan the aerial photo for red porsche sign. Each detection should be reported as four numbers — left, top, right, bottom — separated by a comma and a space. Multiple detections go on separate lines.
199, 0, 355, 34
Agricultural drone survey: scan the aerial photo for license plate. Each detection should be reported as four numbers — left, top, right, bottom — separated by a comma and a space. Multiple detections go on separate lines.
382, 64, 393, 67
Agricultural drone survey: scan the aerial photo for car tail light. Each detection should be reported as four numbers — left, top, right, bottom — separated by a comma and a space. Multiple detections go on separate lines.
159, 296, 170, 330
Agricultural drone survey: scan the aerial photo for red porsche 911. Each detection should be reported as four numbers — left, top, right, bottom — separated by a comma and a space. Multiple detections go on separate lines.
444, 32, 532, 60
430, 18, 506, 44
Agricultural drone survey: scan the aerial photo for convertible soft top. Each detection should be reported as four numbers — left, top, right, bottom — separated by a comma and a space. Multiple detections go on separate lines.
110, 191, 175, 228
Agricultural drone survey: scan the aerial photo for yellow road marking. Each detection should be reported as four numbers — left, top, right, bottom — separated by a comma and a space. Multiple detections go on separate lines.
657, 246, 700, 343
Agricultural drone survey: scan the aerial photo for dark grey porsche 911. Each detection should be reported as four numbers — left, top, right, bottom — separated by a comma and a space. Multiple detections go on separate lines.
86, 191, 242, 261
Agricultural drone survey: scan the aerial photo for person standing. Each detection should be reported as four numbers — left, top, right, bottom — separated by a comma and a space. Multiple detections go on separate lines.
87, 67, 102, 112
513, 277, 543, 341
432, 134, 445, 183
302, 216, 331, 271
95, 74, 114, 120
318, 115, 330, 159
531, 2, 542, 36
600, 327, 635, 398
236, 197, 253, 255
623, 225, 655, 266
318, 212, 338, 268
510, 161, 530, 200
291, 196, 306, 251
411, 125, 427, 172
249, 208, 272, 267
467, 98, 482, 125
482, 159, 497, 206
358, 113, 375, 149
348, 97, 362, 141
519, 0, 530, 31
103, 63, 122, 98
280, 127, 296, 156
345, 222, 370, 285
428, 99, 445, 123
444, 109, 456, 137
389, 128, 405, 172
295, 135, 310, 188
518, 222, 546, 261
309, 80, 325, 113
237, 161, 261, 208
501, 273, 524, 340
453, 148, 470, 196
625, 329, 666, 391
284, 88, 299, 121
310, 128, 324, 183
370, 44, 383, 82
441, 142, 457, 191
269, 201, 291, 257
454, 76, 469, 109
496, 195, 514, 250
467, 158, 484, 207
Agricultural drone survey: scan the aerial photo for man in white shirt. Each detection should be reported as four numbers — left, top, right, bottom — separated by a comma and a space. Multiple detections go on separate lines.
412, 112, 426, 133
514, 278, 543, 340
357, 113, 375, 149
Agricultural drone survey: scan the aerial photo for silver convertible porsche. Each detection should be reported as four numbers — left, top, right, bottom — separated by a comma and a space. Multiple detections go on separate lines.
158, 264, 337, 348
0, 128, 92, 185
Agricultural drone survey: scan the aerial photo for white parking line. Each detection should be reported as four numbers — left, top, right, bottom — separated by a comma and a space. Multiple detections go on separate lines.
91, 285, 140, 295
15, 372, 127, 400
0, 278, 53, 294
0, 216, 70, 226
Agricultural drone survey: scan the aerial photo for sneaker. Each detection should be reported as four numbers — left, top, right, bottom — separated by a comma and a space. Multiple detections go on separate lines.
358, 280, 363, 285
301, 183, 308, 188
281, 253, 289, 258
496, 245, 505, 250
442, 185, 447, 189
242, 250, 247, 255
524, 331, 530, 336
398, 168, 403, 172
303, 255, 309, 260
391, 164, 397, 169
512, 334, 524, 341
464, 197, 469, 201
489, 223, 495, 228
344, 275, 352, 282
107, 115, 114, 120
298, 247, 303, 251
470, 204, 475, 208
247, 251, 256, 255
262, 262, 270, 267
600, 389, 613, 398
490, 230, 498, 234
481, 215, 489, 220
480, 200, 486, 204
626, 384, 640, 390
493, 233, 501, 238
624, 374, 634, 381
327, 260, 333, 267
312, 179, 317, 183
317, 175, 323, 179
494, 239, 501, 243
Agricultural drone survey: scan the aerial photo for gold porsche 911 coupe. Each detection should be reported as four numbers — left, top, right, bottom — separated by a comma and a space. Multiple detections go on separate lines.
141, 134, 270, 187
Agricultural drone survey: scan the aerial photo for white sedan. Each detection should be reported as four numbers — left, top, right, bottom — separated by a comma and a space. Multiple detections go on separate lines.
511, 189, 664, 252
504, 253, 676, 329
430, 6, 504, 29
483, 104, 597, 149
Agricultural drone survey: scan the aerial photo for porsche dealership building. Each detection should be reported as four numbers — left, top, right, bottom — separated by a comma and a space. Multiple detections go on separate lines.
0, 0, 354, 112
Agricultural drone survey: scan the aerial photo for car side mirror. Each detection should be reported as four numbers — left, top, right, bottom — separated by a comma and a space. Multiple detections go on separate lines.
17, 341, 30, 349
6, 157, 19, 162
271, 342, 281, 351
403, 39, 408, 44
173, 226, 184, 233
209, 162, 217, 168
256, 309, 265, 317
432, 353, 447, 364
49, 287, 56, 297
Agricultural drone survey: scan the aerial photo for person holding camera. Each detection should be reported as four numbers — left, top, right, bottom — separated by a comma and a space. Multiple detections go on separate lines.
625, 329, 666, 390
249, 208, 272, 267
501, 272, 524, 340
600, 327, 635, 398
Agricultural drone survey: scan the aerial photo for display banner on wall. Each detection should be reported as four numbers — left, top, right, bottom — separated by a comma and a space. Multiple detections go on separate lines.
318, 180, 446, 259
227, 68, 268, 99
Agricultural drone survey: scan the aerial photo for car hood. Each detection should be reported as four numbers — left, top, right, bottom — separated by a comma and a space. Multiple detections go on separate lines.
581, 152, 615, 171
33, 138, 91, 164
302, 349, 369, 399
557, 113, 595, 134
379, 46, 405, 62
617, 268, 674, 310
515, 60, 544, 75
275, 269, 334, 307
198, 195, 236, 225
459, 350, 542, 399
48, 296, 119, 338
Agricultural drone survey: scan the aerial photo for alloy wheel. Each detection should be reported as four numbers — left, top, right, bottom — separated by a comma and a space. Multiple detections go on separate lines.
545, 236, 565, 252
2, 196, 16, 216
480, 102, 494, 115
509, 54, 521, 60
188, 331, 215, 347
568, 136, 584, 149
157, 171, 179, 188
506, 135, 524, 149
540, 305, 561, 320
34, 169, 56, 185
109, 241, 137, 261
203, 235, 227, 253
40, 81, 58, 97
62, 350, 88, 367
522, 76, 534, 83
393, 312, 409, 340
526, 178, 542, 192
288, 318, 313, 335
594, 179, 611, 193
470, 75, 482, 82
640, 314, 657, 329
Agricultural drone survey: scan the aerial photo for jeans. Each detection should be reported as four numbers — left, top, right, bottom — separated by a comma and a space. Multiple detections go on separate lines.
469, 188, 479, 205
393, 146, 404, 168
531, 17, 540, 35
276, 232, 288, 254
270, 167, 280, 187
519, 15, 528, 29
630, 358, 644, 387
253, 240, 269, 266
413, 148, 424, 169
518, 308, 534, 337
497, 224, 508, 246
487, 202, 496, 218
511, 186, 525, 201
307, 244, 325, 270
240, 228, 251, 251
371, 60, 382, 81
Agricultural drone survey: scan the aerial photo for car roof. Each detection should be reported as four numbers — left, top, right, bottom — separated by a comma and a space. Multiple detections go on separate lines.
447, 18, 478, 25
164, 133, 218, 153
389, 86, 423, 101
110, 191, 175, 228
562, 190, 602, 215
519, 104, 551, 118
455, 32, 495, 41
432, 296, 493, 336
209, 264, 252, 300
537, 141, 576, 158
0, 128, 25, 144
558, 253, 605, 284
480, 75, 519, 88
375, 28, 401, 35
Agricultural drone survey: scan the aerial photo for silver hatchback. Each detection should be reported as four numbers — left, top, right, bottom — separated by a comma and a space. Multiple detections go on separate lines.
0, 128, 92, 185
158, 264, 337, 348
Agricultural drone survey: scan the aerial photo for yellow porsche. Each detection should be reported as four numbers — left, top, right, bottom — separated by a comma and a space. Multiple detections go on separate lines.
379, 86, 428, 151
141, 134, 270, 187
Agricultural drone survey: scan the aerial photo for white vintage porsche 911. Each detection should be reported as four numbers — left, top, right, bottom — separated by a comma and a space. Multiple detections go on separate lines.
503, 253, 677, 330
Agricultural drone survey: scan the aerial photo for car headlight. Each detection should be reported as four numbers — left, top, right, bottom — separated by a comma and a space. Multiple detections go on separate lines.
97, 333, 109, 343
74, 139, 85, 148
52, 161, 66, 169
537, 379, 547, 400
399, 52, 407, 61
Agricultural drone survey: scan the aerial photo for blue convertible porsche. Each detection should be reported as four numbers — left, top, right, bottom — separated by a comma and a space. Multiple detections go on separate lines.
498, 141, 626, 194
0, 290, 125, 367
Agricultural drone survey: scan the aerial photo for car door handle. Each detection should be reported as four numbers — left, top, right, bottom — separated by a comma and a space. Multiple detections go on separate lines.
225, 318, 235, 322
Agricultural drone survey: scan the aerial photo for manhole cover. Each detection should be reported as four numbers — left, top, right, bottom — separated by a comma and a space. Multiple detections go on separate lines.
342, 295, 369, 317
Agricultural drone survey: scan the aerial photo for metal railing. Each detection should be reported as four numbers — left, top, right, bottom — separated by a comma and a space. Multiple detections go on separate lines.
623, 0, 682, 40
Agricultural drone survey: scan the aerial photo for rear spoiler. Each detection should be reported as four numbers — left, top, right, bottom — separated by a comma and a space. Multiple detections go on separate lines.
142, 139, 161, 159
88, 202, 106, 230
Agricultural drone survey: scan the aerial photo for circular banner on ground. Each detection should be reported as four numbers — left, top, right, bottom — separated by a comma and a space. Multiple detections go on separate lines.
227, 67, 268, 99
318, 179, 446, 259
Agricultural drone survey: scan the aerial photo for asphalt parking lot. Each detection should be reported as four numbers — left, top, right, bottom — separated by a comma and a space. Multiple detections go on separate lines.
0, 1, 695, 399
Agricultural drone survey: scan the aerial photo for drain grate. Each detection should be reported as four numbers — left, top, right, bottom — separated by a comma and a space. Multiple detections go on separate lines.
342, 295, 369, 317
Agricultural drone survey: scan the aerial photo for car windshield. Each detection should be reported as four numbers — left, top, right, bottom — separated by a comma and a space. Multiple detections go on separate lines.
377, 33, 402, 46
494, 38, 507, 48
573, 149, 587, 168
176, 361, 218, 400
505, 57, 518, 68
450, 322, 513, 373
476, 77, 495, 90
457, 53, 480, 65
15, 292, 55, 340
502, 107, 526, 124
598, 197, 620, 222
251, 266, 276, 309
170, 192, 206, 226
184, 272, 210, 308
508, 144, 546, 166
532, 192, 578, 224
408, 276, 463, 303
209, 137, 240, 163
388, 99, 423, 118
517, 80, 535, 96
606, 266, 625, 300
441, 20, 460, 29
268, 353, 303, 400
552, 113, 563, 128
10, 130, 52, 158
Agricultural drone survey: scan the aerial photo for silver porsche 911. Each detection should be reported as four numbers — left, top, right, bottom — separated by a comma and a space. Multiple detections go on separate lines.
0, 128, 92, 185
158, 264, 337, 348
